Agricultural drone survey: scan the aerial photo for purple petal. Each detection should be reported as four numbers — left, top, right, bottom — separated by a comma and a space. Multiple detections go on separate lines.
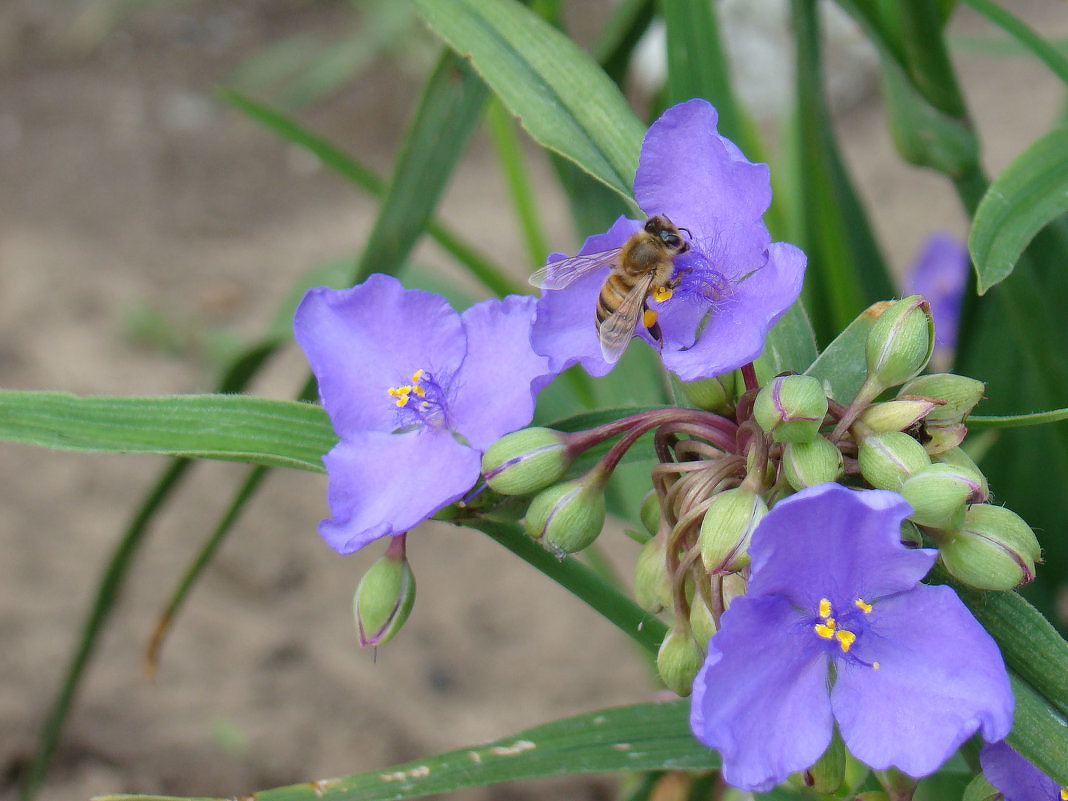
691, 595, 833, 792
660, 241, 806, 381
981, 741, 1063, 801
294, 276, 466, 438
529, 216, 641, 375
904, 233, 969, 352
318, 429, 481, 553
832, 584, 1013, 776
450, 294, 554, 450
635, 99, 772, 273
746, 484, 936, 611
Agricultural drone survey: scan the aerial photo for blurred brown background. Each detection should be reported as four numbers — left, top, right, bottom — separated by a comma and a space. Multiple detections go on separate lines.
0, 1, 1064, 799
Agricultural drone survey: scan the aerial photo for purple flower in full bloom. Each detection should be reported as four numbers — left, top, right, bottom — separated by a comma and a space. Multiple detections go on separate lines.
689, 482, 1013, 792
904, 233, 969, 356
980, 741, 1067, 801
530, 99, 805, 381
294, 275, 554, 554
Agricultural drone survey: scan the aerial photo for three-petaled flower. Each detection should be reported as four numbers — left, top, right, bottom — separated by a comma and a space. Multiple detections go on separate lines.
530, 98, 806, 381
689, 482, 1013, 792
294, 274, 554, 554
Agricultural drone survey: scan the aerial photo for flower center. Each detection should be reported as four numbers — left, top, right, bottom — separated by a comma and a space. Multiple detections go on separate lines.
812, 597, 879, 669
386, 368, 449, 430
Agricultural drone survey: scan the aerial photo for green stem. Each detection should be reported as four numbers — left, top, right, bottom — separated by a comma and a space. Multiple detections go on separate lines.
959, 0, 1068, 88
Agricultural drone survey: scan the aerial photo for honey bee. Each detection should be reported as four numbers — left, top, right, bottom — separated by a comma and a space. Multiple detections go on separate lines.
529, 215, 690, 363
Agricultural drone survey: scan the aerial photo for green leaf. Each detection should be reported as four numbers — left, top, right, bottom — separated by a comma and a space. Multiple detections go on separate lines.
0, 392, 334, 472
95, 700, 716, 801
967, 407, 1068, 429
958, 0, 1068, 88
969, 125, 1068, 293
804, 303, 881, 402
413, 0, 645, 205
1007, 673, 1068, 785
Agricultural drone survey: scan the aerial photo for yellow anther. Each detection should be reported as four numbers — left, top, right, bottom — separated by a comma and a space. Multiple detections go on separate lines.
835, 630, 856, 652
818, 598, 832, 619
413, 384, 426, 397
411, 369, 425, 383
653, 286, 673, 302
388, 385, 412, 398
872, 662, 880, 670
1060, 789, 1068, 801
814, 622, 836, 640
855, 599, 873, 614
395, 396, 410, 408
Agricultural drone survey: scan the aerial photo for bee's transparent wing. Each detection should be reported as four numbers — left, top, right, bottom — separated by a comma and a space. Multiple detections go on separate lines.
598, 273, 657, 364
528, 247, 621, 290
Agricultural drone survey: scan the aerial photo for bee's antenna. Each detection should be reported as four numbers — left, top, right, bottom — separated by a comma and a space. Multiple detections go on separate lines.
679, 226, 693, 239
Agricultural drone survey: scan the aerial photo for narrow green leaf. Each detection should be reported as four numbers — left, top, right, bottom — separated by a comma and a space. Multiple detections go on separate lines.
0, 392, 334, 472
804, 303, 881, 403
969, 125, 1068, 293
967, 408, 1068, 429
95, 700, 715, 801
1006, 673, 1068, 785
413, 0, 645, 205
883, 0, 967, 118
958, 0, 1068, 88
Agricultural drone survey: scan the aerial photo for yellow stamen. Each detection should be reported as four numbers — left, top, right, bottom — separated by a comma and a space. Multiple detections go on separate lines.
413, 384, 426, 397
835, 630, 856, 652
388, 386, 411, 397
814, 622, 836, 640
872, 662, 880, 670
818, 598, 832, 618
1061, 790, 1068, 801
855, 599, 873, 614
395, 395, 410, 408
653, 286, 673, 302
642, 308, 658, 328
411, 369, 425, 383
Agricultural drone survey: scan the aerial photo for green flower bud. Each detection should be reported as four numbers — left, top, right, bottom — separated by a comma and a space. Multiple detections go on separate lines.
898, 373, 985, 424
799, 728, 845, 794
680, 373, 735, 414
721, 572, 748, 610
900, 463, 978, 529
900, 519, 924, 548
640, 489, 662, 537
634, 534, 671, 614
753, 374, 829, 443
782, 437, 844, 490
853, 794, 890, 801
865, 295, 934, 388
938, 504, 1041, 590
689, 597, 718, 647
857, 431, 931, 490
699, 487, 768, 572
858, 399, 937, 433
481, 427, 572, 495
922, 423, 967, 455
934, 446, 989, 502
961, 774, 1000, 801
656, 625, 703, 696
353, 541, 416, 647
524, 477, 606, 557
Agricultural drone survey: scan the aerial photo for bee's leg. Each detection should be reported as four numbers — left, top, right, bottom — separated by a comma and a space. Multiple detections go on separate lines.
642, 302, 664, 349
667, 267, 692, 290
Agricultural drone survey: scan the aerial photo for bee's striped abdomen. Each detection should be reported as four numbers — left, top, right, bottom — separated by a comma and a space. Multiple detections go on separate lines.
596, 272, 635, 326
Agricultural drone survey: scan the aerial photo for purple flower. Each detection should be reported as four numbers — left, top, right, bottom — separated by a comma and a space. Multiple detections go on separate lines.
904, 233, 969, 355
530, 99, 805, 381
980, 741, 1066, 801
689, 482, 1013, 792
294, 275, 554, 554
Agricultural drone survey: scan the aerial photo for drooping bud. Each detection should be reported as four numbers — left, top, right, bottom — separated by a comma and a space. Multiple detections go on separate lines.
524, 476, 606, 557
857, 431, 931, 490
858, 399, 937, 433
753, 374, 828, 443
353, 537, 416, 647
481, 427, 572, 496
721, 572, 748, 610
898, 373, 985, 424
634, 534, 672, 614
698, 487, 768, 572
656, 625, 703, 696
922, 423, 967, 455
680, 373, 736, 414
640, 489, 662, 538
934, 446, 989, 502
899, 463, 978, 529
937, 504, 1042, 590
689, 596, 718, 647
782, 437, 844, 491
865, 295, 934, 388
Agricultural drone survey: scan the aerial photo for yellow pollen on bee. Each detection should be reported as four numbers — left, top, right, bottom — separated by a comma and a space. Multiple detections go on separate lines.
818, 598, 832, 618
642, 308, 659, 328
855, 599, 873, 614
835, 630, 856, 652
653, 286, 673, 302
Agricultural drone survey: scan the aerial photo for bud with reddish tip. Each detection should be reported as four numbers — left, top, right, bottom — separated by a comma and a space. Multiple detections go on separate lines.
865, 295, 934, 388
353, 536, 416, 647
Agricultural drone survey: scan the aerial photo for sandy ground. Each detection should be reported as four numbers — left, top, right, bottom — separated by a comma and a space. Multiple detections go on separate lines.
1, 2, 1065, 800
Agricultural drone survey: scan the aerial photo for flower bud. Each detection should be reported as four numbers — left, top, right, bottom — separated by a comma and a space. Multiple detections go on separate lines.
898, 373, 985, 424
900, 463, 978, 529
922, 423, 967, 455
865, 295, 934, 388
524, 477, 606, 557
900, 519, 924, 548
634, 534, 672, 614
656, 625, 703, 696
640, 489, 662, 538
799, 729, 845, 794
858, 399, 937, 433
699, 487, 768, 572
782, 437, 844, 490
938, 504, 1041, 590
857, 431, 931, 490
934, 446, 989, 502
680, 373, 735, 414
481, 427, 572, 495
721, 572, 748, 610
353, 540, 416, 647
689, 597, 718, 647
753, 374, 828, 443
